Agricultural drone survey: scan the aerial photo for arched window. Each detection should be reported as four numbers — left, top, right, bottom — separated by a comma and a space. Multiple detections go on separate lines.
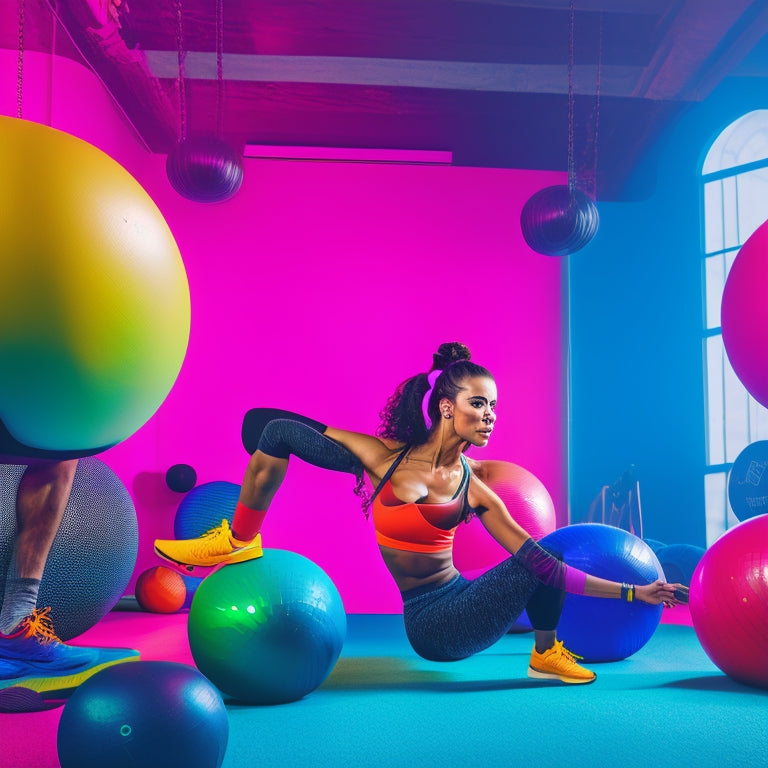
701, 109, 768, 544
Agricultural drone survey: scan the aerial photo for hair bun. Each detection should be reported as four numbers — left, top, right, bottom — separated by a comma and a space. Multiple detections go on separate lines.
432, 342, 471, 370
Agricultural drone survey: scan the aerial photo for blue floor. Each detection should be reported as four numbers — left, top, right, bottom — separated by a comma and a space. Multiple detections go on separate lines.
223, 615, 768, 768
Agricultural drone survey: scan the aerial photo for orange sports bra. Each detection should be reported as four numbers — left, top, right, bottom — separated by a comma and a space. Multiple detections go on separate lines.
371, 450, 471, 553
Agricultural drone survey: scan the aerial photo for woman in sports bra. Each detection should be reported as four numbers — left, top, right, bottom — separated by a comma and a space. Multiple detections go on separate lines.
156, 342, 686, 684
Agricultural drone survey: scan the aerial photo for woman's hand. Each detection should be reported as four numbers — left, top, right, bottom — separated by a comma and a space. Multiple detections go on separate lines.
635, 580, 689, 607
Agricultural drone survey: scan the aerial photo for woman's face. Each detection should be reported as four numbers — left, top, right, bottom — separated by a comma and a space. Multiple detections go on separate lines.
443, 375, 497, 447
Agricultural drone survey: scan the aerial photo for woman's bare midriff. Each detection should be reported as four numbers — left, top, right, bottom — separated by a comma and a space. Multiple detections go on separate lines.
378, 545, 460, 593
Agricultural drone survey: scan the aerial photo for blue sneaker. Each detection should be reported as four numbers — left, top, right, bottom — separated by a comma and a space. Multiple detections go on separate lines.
0, 607, 140, 712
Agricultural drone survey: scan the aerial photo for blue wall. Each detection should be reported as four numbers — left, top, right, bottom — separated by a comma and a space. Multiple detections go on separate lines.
568, 77, 768, 549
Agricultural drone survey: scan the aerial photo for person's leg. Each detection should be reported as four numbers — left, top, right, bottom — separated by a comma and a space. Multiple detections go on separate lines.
523, 566, 596, 684
0, 459, 77, 634
155, 419, 365, 573
402, 562, 541, 661
402, 558, 595, 683
0, 458, 139, 713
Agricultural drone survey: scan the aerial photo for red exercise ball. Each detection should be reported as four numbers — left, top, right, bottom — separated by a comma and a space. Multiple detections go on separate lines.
453, 460, 557, 572
135, 566, 186, 613
721, 218, 768, 409
689, 514, 768, 689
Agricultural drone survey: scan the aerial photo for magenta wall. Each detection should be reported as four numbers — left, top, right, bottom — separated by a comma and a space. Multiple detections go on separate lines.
2, 51, 567, 613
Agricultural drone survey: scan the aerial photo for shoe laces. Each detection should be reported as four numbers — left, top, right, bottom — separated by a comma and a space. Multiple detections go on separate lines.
193, 519, 232, 554
550, 640, 584, 664
19, 607, 62, 645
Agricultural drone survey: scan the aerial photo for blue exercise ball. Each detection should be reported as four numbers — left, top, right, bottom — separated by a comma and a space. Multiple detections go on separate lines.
0, 457, 137, 641
538, 524, 664, 662
173, 480, 240, 539
57, 661, 229, 768
188, 549, 346, 705
728, 440, 768, 521
655, 543, 705, 586
181, 574, 203, 610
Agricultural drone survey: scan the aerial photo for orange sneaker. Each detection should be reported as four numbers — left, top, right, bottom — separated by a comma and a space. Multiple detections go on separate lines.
528, 640, 596, 684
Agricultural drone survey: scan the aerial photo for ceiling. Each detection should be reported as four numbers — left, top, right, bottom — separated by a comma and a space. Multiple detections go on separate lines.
5, 0, 768, 199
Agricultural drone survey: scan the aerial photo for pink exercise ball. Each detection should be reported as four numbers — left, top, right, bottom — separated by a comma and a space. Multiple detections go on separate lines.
722, 218, 768, 409
689, 514, 768, 689
453, 461, 556, 572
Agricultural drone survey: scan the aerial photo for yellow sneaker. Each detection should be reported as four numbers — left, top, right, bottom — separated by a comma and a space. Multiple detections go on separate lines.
154, 519, 263, 576
528, 640, 596, 684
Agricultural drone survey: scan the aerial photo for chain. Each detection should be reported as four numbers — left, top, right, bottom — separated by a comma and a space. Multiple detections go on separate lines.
17, 0, 25, 119
216, 0, 223, 138
175, 0, 187, 140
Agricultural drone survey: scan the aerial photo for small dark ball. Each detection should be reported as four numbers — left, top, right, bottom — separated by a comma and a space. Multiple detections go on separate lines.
165, 463, 197, 493
166, 137, 244, 203
520, 185, 599, 256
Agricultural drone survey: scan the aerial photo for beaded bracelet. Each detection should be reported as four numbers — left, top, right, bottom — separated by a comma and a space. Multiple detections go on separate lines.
621, 583, 635, 602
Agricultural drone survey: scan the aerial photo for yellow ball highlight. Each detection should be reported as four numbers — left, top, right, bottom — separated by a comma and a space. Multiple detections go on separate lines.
0, 117, 190, 452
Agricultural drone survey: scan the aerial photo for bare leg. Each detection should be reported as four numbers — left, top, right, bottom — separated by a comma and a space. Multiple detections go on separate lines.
13, 460, 77, 579
231, 451, 289, 540
0, 459, 77, 634
238, 450, 288, 510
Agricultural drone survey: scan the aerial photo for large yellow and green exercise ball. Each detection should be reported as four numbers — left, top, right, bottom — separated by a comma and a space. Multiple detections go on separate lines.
0, 116, 190, 453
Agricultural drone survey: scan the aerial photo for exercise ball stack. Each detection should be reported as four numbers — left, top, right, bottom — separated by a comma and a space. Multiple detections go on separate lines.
689, 514, 768, 689
57, 661, 229, 768
0, 116, 190, 455
538, 524, 664, 662
188, 549, 346, 704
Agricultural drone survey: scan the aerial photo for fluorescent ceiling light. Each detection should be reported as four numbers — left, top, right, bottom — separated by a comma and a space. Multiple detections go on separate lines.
243, 145, 453, 164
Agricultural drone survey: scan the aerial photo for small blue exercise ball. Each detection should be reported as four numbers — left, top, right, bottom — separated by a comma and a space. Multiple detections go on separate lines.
655, 543, 705, 586
57, 661, 229, 768
539, 524, 664, 662
188, 549, 346, 705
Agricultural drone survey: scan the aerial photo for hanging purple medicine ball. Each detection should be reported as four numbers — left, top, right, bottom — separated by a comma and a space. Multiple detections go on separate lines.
166, 136, 244, 203
520, 185, 599, 256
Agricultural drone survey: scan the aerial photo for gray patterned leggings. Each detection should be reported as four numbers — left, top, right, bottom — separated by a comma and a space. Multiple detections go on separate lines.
402, 555, 565, 661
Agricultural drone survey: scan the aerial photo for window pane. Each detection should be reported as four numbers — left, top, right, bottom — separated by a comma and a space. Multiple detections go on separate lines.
703, 109, 768, 173
722, 177, 739, 249
704, 181, 723, 253
735, 167, 768, 246
723, 354, 750, 462
748, 396, 768, 443
704, 472, 727, 545
706, 336, 725, 465
704, 254, 725, 329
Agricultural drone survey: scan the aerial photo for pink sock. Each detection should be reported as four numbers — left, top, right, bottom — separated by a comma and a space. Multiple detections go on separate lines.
232, 501, 267, 540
